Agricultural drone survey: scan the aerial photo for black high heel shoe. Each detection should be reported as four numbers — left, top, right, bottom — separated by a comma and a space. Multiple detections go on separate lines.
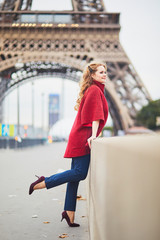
61, 211, 80, 227
29, 175, 45, 195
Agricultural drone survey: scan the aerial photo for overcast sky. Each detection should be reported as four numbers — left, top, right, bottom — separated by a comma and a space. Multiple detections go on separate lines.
2, 0, 160, 130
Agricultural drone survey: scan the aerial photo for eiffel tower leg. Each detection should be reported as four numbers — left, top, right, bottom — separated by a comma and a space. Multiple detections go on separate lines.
107, 61, 151, 119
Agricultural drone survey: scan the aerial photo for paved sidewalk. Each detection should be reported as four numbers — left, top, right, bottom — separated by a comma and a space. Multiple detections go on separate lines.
0, 142, 89, 240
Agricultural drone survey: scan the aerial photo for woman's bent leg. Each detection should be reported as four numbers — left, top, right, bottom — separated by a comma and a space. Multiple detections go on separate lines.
45, 154, 90, 190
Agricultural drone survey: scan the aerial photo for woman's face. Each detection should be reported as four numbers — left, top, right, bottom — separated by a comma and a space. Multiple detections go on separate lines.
91, 65, 107, 84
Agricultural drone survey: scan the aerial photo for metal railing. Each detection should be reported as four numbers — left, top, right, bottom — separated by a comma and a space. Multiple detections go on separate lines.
0, 11, 120, 27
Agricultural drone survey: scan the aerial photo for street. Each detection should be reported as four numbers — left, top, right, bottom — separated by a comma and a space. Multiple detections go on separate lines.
0, 142, 89, 240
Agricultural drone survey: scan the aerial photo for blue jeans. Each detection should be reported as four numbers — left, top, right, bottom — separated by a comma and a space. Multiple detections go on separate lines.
45, 154, 90, 211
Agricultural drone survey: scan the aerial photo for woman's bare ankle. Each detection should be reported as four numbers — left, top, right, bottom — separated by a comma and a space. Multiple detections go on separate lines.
66, 211, 75, 223
33, 181, 46, 190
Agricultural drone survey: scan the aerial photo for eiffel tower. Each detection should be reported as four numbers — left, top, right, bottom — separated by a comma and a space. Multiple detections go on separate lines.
0, 0, 151, 133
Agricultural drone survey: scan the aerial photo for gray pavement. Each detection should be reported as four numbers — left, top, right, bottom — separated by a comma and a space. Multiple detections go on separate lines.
0, 142, 89, 240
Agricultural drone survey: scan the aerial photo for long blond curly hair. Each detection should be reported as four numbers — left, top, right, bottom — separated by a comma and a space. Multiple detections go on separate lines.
74, 63, 107, 111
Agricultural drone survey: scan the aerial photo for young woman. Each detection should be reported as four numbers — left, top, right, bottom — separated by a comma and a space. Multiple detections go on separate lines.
29, 63, 109, 227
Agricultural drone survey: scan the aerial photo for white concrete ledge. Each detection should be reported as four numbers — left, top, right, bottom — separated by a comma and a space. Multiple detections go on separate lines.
87, 134, 160, 240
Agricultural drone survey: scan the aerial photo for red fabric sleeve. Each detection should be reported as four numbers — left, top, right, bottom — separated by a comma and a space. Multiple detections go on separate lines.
81, 86, 105, 126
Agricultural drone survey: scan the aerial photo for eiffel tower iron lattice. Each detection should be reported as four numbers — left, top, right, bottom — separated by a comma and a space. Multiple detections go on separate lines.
0, 0, 151, 132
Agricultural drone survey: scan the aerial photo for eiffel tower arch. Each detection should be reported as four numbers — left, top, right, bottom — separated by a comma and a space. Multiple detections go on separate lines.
0, 0, 151, 133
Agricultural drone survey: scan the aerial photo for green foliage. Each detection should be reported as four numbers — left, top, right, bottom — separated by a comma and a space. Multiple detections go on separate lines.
136, 99, 160, 129
103, 126, 113, 132
101, 126, 113, 137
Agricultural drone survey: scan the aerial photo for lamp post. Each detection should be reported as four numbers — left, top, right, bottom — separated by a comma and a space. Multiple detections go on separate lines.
15, 59, 24, 138
41, 93, 44, 138
17, 84, 20, 136
32, 81, 34, 137
60, 79, 65, 119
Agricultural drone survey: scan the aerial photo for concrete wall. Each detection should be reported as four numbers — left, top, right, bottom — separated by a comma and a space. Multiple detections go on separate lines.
87, 134, 160, 240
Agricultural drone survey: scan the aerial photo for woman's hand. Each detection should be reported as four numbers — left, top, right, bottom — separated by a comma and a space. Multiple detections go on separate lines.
87, 120, 100, 149
87, 136, 97, 149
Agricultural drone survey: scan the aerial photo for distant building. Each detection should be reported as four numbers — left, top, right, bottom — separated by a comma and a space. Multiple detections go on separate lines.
49, 94, 60, 129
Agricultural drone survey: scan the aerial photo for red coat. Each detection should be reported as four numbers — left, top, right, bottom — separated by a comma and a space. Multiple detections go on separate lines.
64, 79, 109, 158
